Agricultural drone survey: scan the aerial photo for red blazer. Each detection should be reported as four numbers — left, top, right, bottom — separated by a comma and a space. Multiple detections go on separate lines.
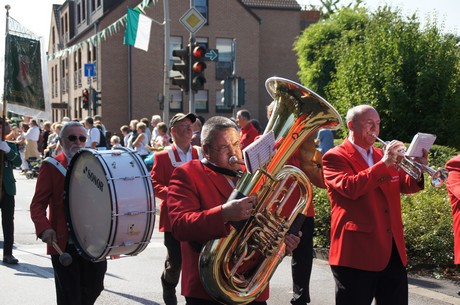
151, 145, 202, 232
167, 159, 269, 301
446, 155, 460, 264
322, 138, 423, 271
240, 122, 259, 149
30, 152, 69, 255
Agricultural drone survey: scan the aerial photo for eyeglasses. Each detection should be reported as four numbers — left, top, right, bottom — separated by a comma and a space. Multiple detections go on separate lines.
67, 135, 87, 142
210, 142, 240, 154
174, 124, 193, 129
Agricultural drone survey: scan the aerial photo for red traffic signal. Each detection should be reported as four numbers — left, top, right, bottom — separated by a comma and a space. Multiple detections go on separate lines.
192, 45, 206, 58
191, 44, 207, 91
82, 88, 89, 109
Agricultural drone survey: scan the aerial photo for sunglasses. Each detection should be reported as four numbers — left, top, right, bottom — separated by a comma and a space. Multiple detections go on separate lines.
67, 135, 87, 142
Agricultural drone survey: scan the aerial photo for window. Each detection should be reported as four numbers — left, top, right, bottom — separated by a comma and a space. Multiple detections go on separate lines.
216, 38, 233, 80
82, 0, 86, 22
194, 90, 208, 112
193, 0, 208, 22
169, 89, 183, 112
77, 3, 81, 24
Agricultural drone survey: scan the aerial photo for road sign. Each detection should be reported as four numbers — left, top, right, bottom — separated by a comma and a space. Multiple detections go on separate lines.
179, 7, 206, 34
204, 49, 219, 61
84, 63, 95, 77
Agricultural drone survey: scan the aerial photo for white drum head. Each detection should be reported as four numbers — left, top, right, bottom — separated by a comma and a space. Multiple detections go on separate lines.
65, 149, 113, 260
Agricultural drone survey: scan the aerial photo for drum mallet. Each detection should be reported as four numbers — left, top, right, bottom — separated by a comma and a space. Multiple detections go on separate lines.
52, 241, 73, 266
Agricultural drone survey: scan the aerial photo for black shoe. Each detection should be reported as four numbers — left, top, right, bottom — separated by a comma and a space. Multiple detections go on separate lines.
3, 255, 19, 264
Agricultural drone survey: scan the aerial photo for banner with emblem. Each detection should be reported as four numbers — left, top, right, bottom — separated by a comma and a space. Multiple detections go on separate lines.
4, 34, 45, 111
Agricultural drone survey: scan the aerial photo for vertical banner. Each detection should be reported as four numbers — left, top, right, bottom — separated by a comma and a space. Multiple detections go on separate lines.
4, 34, 45, 111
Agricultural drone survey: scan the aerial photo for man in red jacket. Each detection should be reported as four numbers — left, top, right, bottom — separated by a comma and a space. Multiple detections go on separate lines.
30, 121, 107, 305
151, 113, 202, 305
446, 156, 460, 266
167, 116, 300, 305
236, 109, 259, 149
322, 105, 426, 305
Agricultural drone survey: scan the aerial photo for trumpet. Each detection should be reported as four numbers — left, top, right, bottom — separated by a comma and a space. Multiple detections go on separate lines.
372, 133, 448, 187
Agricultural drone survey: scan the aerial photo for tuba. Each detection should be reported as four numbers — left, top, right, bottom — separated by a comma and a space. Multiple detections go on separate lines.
199, 77, 342, 304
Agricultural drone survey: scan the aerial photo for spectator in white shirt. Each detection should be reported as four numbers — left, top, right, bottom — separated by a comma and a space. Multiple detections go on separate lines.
24, 119, 41, 161
84, 117, 100, 149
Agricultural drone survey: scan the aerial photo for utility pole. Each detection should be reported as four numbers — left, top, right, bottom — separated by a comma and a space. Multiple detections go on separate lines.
162, 0, 170, 124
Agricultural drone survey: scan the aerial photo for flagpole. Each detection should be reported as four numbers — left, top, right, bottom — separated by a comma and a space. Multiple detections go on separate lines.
162, 0, 170, 124
1, 4, 11, 198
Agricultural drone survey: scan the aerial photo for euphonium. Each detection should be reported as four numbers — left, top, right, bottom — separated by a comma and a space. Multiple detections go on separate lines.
199, 77, 342, 304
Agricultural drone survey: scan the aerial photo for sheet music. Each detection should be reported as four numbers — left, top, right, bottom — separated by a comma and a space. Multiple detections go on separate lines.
406, 132, 436, 157
243, 130, 275, 174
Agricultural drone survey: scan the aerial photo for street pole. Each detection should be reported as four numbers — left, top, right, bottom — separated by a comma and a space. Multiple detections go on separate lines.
188, 0, 195, 113
1, 4, 11, 197
162, 0, 170, 124
232, 39, 237, 118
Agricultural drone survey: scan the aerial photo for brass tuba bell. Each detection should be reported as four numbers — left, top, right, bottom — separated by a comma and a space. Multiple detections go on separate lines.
199, 77, 342, 304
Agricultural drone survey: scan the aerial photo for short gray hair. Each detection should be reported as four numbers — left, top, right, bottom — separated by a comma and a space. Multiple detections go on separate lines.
201, 116, 238, 147
60, 121, 84, 139
345, 105, 375, 124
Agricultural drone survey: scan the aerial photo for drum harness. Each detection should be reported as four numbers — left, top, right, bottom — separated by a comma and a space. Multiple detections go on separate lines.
43, 157, 67, 176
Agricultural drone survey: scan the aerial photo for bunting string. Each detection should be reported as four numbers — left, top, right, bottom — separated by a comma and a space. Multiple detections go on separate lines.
47, 0, 158, 60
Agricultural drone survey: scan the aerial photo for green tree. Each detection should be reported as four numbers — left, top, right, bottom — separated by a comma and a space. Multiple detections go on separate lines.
295, 5, 460, 148
294, 7, 368, 98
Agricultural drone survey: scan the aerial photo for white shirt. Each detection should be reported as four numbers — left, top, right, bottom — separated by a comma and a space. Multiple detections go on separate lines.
85, 127, 100, 148
349, 136, 374, 166
24, 125, 40, 141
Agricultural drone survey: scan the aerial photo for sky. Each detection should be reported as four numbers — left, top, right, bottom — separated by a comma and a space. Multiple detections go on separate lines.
1, 0, 459, 54
1, 0, 459, 93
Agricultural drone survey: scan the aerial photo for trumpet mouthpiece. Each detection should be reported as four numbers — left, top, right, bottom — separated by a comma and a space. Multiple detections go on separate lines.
229, 156, 245, 165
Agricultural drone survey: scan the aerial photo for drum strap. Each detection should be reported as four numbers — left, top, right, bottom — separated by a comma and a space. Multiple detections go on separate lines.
44, 157, 67, 176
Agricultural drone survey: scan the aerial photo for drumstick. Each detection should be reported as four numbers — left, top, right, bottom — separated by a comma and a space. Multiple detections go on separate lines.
52, 241, 73, 266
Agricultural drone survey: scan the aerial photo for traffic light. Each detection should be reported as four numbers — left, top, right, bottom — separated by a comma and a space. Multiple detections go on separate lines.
82, 88, 89, 109
191, 44, 207, 91
221, 77, 233, 107
237, 78, 245, 106
92, 90, 101, 109
171, 46, 190, 92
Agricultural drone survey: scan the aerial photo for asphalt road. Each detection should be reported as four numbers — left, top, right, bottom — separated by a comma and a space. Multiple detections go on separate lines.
1, 169, 460, 304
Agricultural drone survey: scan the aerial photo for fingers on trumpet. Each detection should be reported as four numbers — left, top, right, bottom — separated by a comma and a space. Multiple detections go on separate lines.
383, 140, 406, 167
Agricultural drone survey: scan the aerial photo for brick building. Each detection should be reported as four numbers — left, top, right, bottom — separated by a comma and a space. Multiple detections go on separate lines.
47, 0, 320, 134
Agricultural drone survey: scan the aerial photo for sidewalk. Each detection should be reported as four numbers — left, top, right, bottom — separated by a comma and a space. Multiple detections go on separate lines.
315, 247, 460, 304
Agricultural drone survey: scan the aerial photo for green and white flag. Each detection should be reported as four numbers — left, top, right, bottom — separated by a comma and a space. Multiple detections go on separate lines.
124, 7, 152, 52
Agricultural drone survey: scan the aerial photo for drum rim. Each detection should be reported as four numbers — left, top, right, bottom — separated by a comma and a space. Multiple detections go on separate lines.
64, 147, 156, 261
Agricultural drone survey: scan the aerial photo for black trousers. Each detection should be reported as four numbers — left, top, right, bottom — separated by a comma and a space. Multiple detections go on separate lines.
185, 297, 267, 305
51, 244, 107, 305
161, 232, 182, 293
291, 217, 314, 305
0, 192, 15, 256
331, 240, 408, 305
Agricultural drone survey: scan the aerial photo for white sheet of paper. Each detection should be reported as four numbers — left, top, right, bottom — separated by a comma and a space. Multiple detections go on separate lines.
243, 130, 275, 174
406, 132, 436, 157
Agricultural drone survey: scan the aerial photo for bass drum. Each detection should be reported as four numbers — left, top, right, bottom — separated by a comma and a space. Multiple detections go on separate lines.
65, 148, 155, 262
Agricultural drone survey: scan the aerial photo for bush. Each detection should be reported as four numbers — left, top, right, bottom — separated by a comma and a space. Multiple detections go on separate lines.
313, 143, 459, 269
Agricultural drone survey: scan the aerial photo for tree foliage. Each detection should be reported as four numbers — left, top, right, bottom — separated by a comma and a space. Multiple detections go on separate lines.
294, 6, 460, 148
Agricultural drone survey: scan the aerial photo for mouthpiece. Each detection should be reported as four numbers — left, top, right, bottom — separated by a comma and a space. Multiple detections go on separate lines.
229, 156, 245, 165
371, 133, 386, 146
